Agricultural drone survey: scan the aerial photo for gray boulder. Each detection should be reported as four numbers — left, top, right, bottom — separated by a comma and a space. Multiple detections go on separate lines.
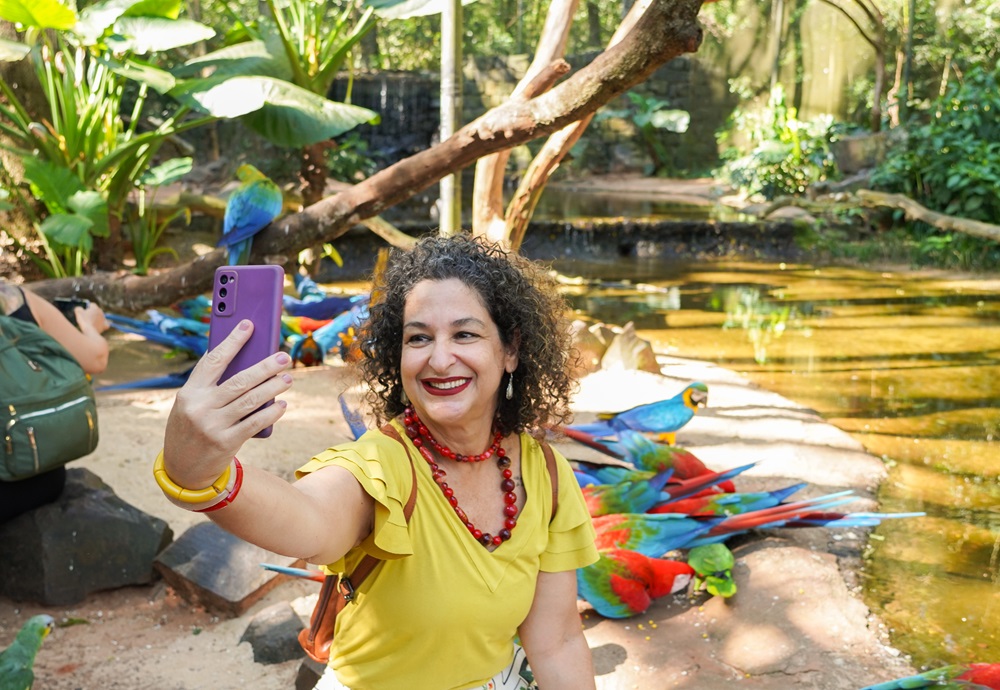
240, 601, 306, 665
0, 468, 173, 605
154, 521, 303, 616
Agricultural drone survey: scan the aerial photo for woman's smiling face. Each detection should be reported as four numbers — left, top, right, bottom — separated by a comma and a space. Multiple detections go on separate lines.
400, 278, 517, 441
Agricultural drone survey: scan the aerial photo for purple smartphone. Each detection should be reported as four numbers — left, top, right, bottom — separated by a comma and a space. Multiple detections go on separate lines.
207, 265, 285, 438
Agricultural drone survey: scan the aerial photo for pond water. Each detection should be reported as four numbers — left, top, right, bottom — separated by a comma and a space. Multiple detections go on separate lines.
555, 258, 1000, 669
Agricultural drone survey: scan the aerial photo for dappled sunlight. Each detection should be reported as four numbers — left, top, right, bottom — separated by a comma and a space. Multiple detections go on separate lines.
559, 259, 1000, 668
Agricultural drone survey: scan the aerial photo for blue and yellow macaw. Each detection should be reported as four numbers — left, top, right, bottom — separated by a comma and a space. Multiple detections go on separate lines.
287, 299, 370, 367
568, 381, 709, 445
0, 614, 55, 689
217, 164, 283, 266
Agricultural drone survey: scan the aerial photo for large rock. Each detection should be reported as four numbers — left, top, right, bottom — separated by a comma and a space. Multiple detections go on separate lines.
0, 468, 173, 606
154, 521, 303, 617
240, 601, 306, 665
600, 321, 660, 374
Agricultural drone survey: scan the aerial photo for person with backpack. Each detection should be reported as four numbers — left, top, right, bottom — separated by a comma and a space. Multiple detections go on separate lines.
0, 282, 110, 522
158, 235, 600, 689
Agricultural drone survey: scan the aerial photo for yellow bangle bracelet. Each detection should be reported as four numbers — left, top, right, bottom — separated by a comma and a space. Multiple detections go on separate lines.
153, 450, 233, 503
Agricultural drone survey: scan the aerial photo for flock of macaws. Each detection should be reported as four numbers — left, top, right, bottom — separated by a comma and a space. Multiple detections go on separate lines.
560, 383, 924, 619
100, 165, 368, 391
100, 274, 368, 391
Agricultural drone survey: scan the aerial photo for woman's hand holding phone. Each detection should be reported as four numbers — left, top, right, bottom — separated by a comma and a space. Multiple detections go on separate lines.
163, 264, 290, 490
164, 319, 294, 491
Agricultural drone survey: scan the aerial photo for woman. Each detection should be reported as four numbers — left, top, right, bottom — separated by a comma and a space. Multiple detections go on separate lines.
0, 283, 110, 522
159, 235, 599, 689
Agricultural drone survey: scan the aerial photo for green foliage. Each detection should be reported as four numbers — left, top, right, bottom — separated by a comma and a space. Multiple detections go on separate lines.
173, 0, 382, 148
326, 132, 377, 182
871, 63, 1000, 224
0, 0, 217, 275
596, 91, 690, 177
718, 84, 837, 200
126, 157, 192, 275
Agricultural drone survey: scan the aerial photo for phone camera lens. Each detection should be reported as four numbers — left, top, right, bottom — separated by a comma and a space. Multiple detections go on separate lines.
219, 287, 228, 298
220, 275, 229, 285
218, 302, 227, 313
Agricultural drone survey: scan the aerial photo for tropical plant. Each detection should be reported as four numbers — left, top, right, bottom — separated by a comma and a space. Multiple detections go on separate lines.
871, 63, 1000, 224
0, 0, 216, 274
718, 84, 837, 200
127, 157, 194, 275
188, 0, 380, 205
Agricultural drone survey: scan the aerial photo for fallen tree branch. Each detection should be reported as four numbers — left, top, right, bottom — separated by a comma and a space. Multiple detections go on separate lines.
28, 0, 705, 310
856, 189, 1000, 242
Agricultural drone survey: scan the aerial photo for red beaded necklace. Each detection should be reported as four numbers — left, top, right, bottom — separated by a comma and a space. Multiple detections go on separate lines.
402, 406, 518, 548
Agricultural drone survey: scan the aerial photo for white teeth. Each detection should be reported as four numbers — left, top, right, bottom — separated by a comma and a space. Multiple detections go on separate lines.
428, 379, 467, 390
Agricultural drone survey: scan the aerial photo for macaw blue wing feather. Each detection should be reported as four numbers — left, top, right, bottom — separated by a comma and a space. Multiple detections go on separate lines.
95, 366, 194, 392
282, 294, 360, 320
107, 313, 208, 356
217, 165, 283, 265
339, 393, 368, 441
288, 301, 369, 366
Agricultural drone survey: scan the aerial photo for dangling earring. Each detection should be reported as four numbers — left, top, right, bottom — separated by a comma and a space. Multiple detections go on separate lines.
400, 387, 409, 405
505, 372, 514, 400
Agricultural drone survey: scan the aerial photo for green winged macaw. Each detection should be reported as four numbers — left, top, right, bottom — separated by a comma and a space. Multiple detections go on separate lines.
217, 164, 283, 265
0, 614, 55, 689
577, 548, 695, 619
860, 663, 1000, 689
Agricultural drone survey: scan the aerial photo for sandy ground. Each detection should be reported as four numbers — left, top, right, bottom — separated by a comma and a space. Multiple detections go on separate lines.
0, 339, 916, 689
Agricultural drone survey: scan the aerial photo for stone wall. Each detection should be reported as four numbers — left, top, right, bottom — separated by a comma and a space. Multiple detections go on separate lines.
329, 51, 737, 178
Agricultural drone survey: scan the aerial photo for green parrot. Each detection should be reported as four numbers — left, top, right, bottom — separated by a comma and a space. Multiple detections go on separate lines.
687, 543, 737, 598
0, 614, 55, 690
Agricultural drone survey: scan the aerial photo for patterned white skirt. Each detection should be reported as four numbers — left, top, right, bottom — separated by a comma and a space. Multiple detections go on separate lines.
314, 644, 535, 690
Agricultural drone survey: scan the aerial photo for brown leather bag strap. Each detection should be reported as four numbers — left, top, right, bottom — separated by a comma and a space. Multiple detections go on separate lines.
539, 440, 559, 521
299, 423, 419, 663
338, 423, 418, 601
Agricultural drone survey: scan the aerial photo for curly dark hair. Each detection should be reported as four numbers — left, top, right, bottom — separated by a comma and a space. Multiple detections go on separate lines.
358, 234, 576, 436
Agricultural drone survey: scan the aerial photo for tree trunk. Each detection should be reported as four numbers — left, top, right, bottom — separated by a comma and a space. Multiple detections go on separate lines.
28, 0, 706, 310
472, 0, 578, 240
502, 0, 653, 251
586, 1, 603, 47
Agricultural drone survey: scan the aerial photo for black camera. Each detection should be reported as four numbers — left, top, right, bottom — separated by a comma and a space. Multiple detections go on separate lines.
53, 297, 90, 327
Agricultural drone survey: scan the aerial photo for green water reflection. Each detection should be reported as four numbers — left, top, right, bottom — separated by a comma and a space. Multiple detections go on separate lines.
558, 260, 1000, 668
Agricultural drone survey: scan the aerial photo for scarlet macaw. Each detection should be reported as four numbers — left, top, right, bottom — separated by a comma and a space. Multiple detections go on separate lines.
649, 482, 808, 517
577, 548, 695, 619
562, 427, 718, 481
217, 164, 283, 266
592, 512, 720, 556
582, 469, 674, 517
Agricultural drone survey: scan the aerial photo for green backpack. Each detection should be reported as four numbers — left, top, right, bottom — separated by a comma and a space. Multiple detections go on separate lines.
0, 314, 99, 481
